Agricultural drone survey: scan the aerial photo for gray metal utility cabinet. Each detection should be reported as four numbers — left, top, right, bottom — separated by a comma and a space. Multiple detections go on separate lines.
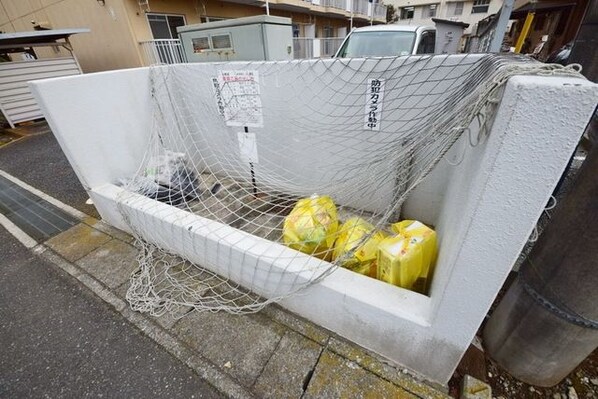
178, 15, 294, 62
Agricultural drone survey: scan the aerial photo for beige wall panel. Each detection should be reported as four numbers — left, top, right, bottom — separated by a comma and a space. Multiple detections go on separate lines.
44, 0, 141, 71
1, 0, 35, 20
1, 0, 143, 71
0, 2, 9, 25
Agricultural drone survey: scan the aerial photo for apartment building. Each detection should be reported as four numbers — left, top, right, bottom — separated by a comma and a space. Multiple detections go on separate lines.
0, 0, 387, 72
385, 0, 502, 35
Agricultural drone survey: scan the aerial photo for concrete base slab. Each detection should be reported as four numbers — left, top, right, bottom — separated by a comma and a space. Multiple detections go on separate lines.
253, 330, 322, 398
82, 216, 135, 243
262, 304, 330, 345
327, 337, 449, 398
173, 310, 285, 387
46, 223, 111, 262
303, 350, 417, 399
76, 239, 138, 289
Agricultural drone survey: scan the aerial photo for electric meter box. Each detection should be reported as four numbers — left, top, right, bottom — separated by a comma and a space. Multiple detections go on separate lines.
177, 15, 294, 62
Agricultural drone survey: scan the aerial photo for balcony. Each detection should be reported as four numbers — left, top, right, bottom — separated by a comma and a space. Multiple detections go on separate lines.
371, 2, 387, 20
139, 39, 185, 65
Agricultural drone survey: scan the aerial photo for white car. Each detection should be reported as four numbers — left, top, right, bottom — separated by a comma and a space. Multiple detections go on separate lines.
334, 25, 436, 58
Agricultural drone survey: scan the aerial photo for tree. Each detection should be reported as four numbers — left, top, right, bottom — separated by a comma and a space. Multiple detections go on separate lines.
386, 4, 398, 23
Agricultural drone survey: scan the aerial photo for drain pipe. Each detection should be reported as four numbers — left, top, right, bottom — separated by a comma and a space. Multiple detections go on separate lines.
483, 122, 598, 386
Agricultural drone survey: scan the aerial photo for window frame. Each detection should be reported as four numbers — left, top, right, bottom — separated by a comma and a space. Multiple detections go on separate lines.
471, 0, 490, 14
422, 4, 437, 18
452, 1, 464, 16
146, 12, 187, 39
400, 6, 415, 19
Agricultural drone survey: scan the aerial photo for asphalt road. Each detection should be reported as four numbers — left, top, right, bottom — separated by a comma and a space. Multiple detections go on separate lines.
0, 130, 223, 398
0, 130, 99, 218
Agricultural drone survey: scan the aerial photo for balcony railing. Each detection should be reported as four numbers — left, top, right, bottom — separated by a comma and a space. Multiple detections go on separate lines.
371, 2, 387, 20
320, 0, 346, 10
139, 39, 185, 65
352, 0, 369, 16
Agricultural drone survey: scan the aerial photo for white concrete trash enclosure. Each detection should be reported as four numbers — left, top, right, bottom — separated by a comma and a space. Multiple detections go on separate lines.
30, 55, 597, 385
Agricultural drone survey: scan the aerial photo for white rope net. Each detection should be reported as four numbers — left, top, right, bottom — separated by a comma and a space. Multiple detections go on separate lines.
116, 54, 582, 316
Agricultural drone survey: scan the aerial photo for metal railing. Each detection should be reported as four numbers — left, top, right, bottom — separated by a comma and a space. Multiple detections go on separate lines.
320, 38, 345, 57
293, 38, 314, 58
352, 0, 369, 16
139, 39, 185, 65
293, 37, 345, 58
320, 0, 346, 10
371, 3, 387, 20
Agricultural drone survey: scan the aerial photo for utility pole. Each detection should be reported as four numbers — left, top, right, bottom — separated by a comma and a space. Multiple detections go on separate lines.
488, 0, 515, 52
483, 120, 598, 386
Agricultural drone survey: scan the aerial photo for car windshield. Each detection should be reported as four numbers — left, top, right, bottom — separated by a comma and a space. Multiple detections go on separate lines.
336, 31, 416, 58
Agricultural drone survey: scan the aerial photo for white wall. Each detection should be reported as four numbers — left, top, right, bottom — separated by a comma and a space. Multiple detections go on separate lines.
30, 57, 597, 384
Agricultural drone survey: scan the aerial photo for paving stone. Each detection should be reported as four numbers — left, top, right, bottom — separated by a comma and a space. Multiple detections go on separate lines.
173, 310, 286, 387
153, 306, 194, 330
81, 216, 134, 243
303, 349, 418, 399
253, 330, 323, 398
327, 337, 450, 398
45, 223, 111, 262
76, 239, 139, 289
461, 375, 492, 399
262, 304, 330, 345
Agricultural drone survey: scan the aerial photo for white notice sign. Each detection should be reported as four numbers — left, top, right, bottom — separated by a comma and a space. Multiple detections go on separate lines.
237, 132, 259, 164
213, 70, 263, 128
365, 78, 385, 131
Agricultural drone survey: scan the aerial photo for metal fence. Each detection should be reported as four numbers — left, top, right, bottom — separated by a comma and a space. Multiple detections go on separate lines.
321, 38, 345, 57
139, 39, 185, 65
371, 3, 387, 20
293, 38, 315, 59
352, 0, 369, 16
320, 0, 346, 10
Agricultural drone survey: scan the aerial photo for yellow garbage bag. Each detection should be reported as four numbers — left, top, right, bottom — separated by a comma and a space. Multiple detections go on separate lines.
333, 217, 387, 278
378, 220, 437, 293
283, 195, 339, 260
377, 235, 423, 290
392, 220, 437, 292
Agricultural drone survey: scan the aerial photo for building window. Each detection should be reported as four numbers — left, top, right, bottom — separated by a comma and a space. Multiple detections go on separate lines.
400, 6, 414, 19
422, 4, 437, 18
449, 1, 464, 16
323, 26, 334, 38
471, 0, 490, 14
147, 13, 186, 39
